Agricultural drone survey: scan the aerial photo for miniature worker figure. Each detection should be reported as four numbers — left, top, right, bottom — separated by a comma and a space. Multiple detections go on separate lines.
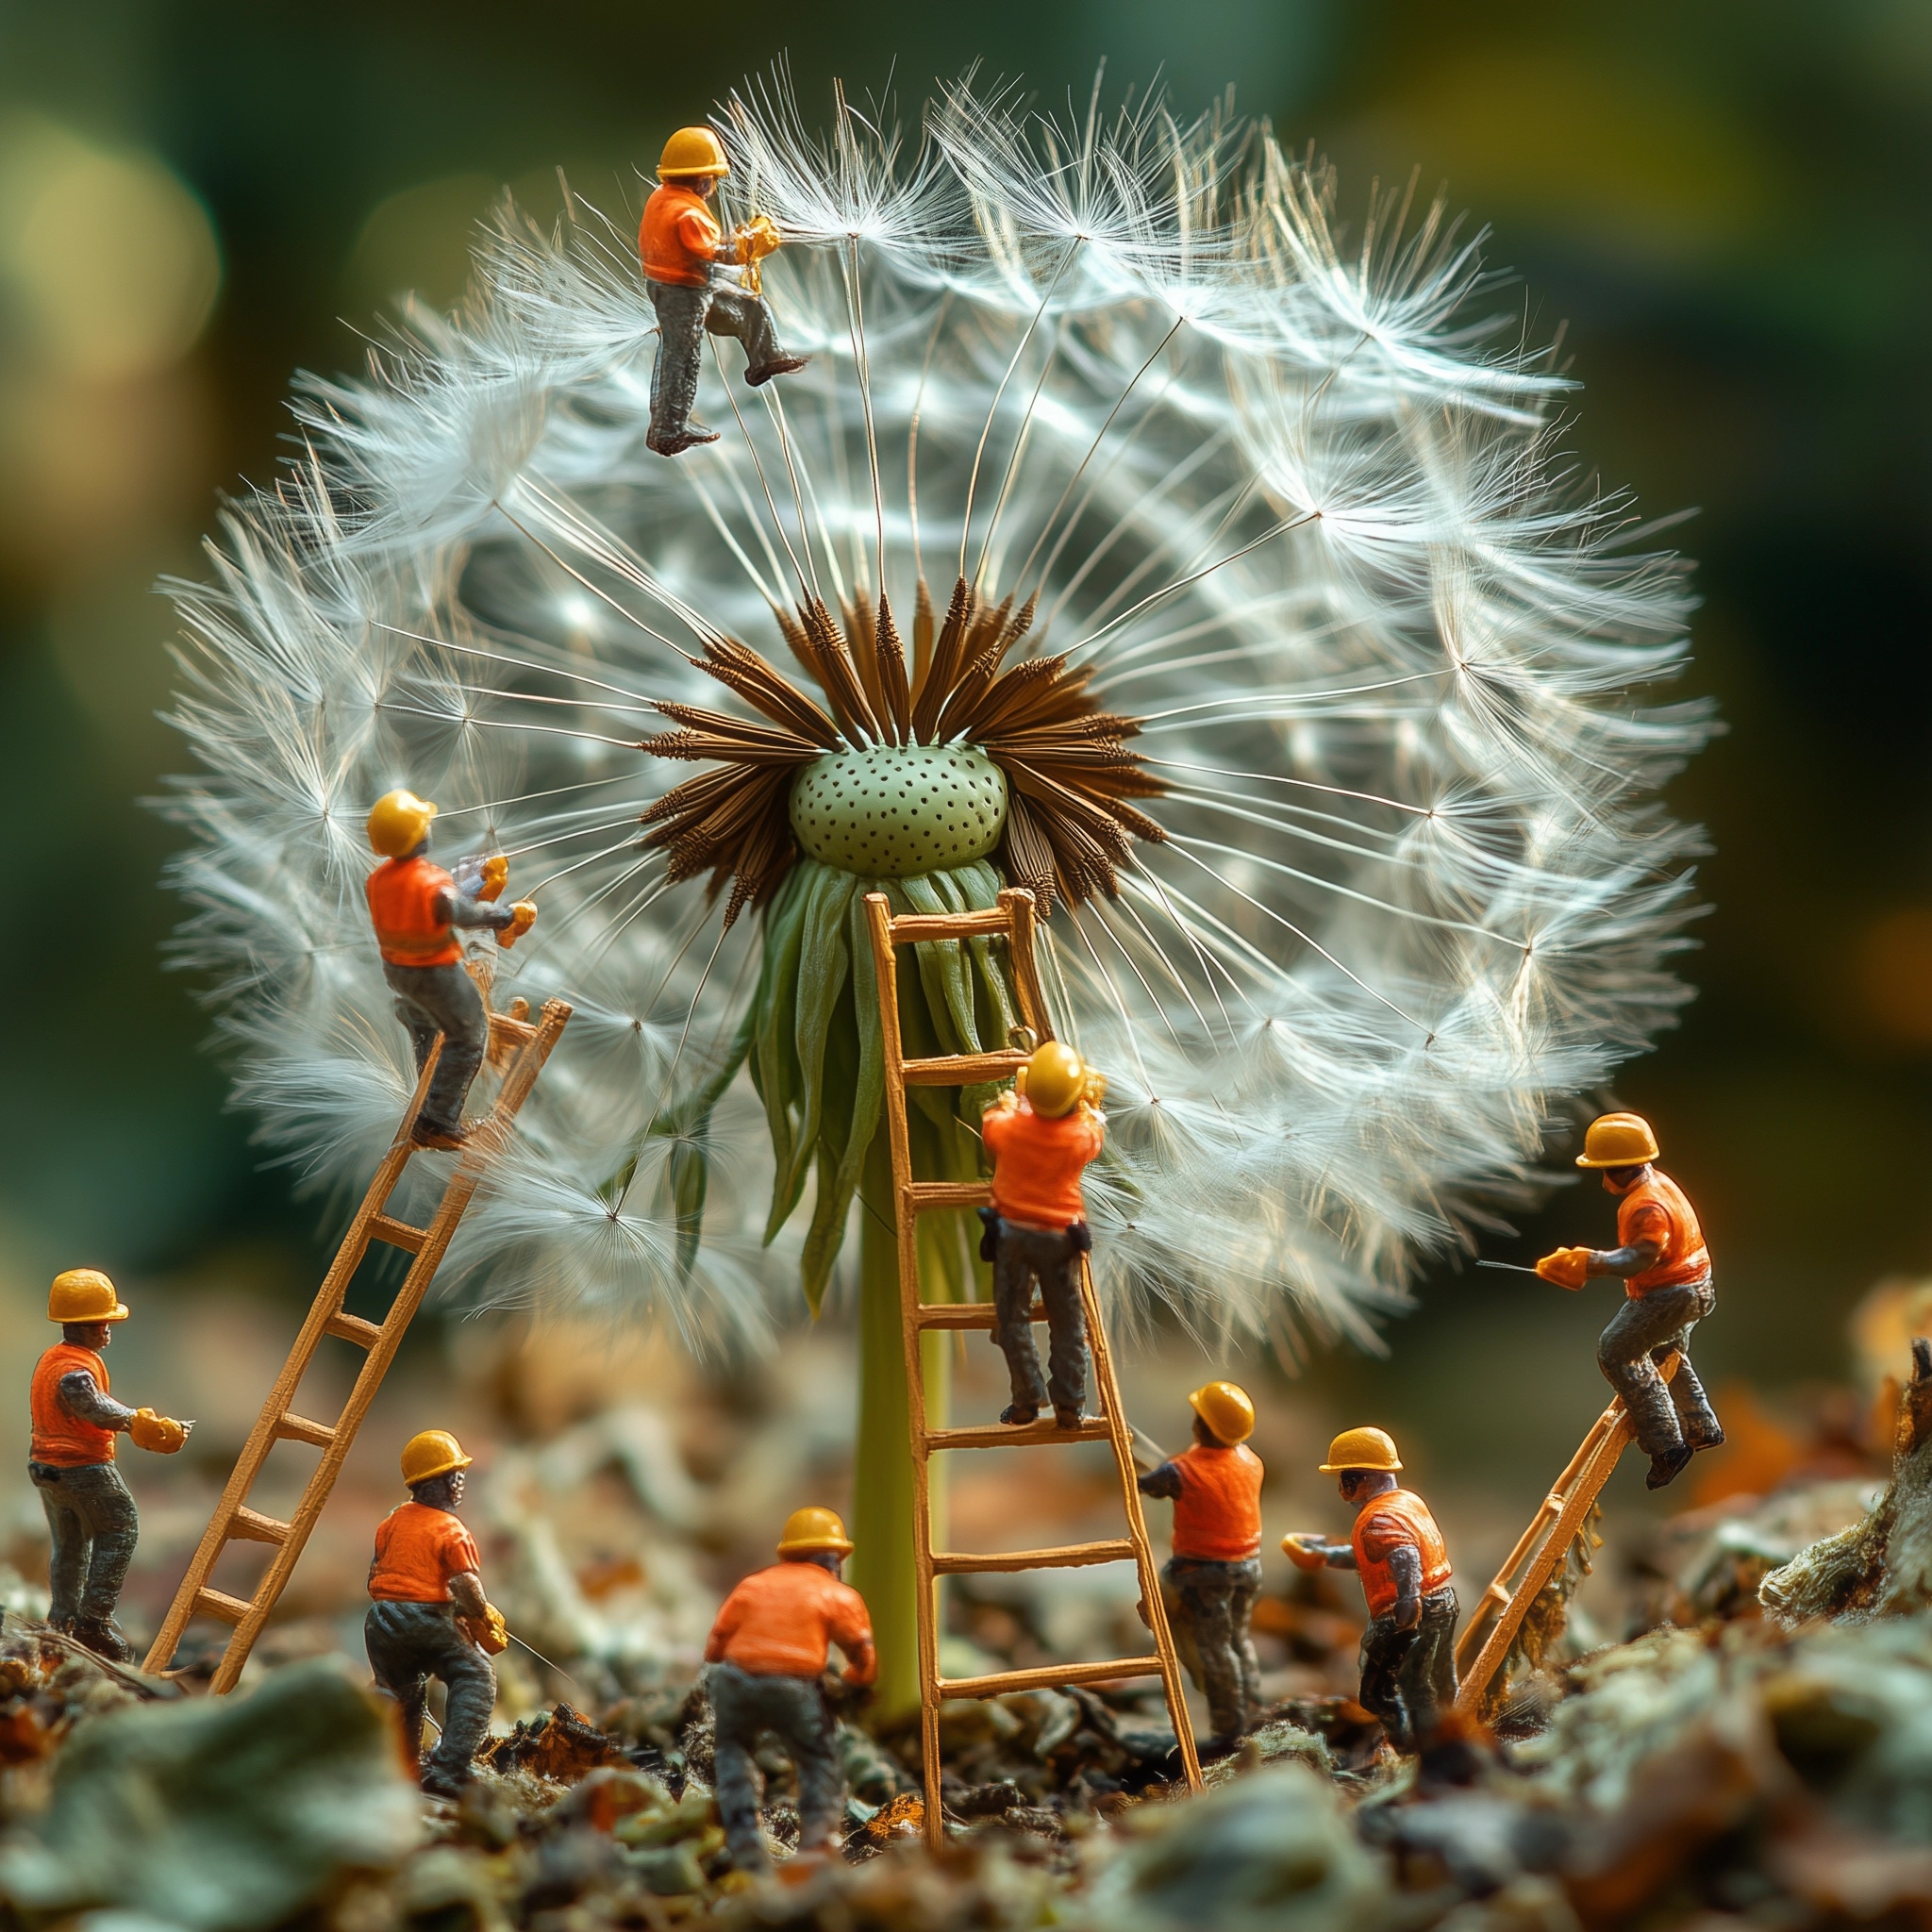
1537, 1111, 1724, 1491
1137, 1381, 1266, 1747
1283, 1427, 1458, 1754
28, 1270, 191, 1661
365, 1430, 507, 1800
639, 125, 807, 457
705, 1507, 875, 1874
980, 1042, 1107, 1428
365, 790, 536, 1149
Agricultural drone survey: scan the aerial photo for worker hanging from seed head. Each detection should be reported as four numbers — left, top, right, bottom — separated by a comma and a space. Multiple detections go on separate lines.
705, 1507, 875, 1874
1536, 1111, 1724, 1491
979, 1041, 1108, 1429
365, 1430, 507, 1801
364, 790, 536, 1150
1136, 1381, 1266, 1748
28, 1270, 191, 1662
1283, 1427, 1458, 1755
638, 125, 808, 457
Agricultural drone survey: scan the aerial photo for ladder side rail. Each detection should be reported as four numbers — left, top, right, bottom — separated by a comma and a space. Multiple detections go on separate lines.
143, 1046, 442, 1674
1080, 1255, 1205, 1792
995, 889, 1053, 1042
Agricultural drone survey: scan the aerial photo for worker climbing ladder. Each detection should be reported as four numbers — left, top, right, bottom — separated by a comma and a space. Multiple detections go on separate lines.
1454, 1354, 1682, 1717
862, 888, 1206, 1847
144, 994, 572, 1690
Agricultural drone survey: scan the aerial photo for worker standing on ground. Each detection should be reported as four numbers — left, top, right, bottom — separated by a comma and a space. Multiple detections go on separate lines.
1136, 1381, 1265, 1748
980, 1042, 1108, 1429
365, 1429, 507, 1800
1283, 1427, 1458, 1753
1535, 1111, 1724, 1491
638, 125, 807, 457
28, 1270, 191, 1661
705, 1507, 875, 1874
365, 790, 536, 1149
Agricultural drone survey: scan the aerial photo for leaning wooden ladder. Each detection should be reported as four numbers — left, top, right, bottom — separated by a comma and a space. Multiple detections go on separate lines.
862, 888, 1205, 1847
1454, 1354, 1681, 1716
143, 995, 573, 1690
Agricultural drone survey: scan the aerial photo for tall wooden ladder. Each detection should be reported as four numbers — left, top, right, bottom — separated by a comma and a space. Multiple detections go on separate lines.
1454, 1353, 1682, 1717
862, 888, 1205, 1848
143, 995, 573, 1690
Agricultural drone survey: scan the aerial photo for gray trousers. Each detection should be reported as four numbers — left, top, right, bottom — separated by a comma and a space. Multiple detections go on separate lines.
1597, 1281, 1720, 1459
990, 1218, 1089, 1418
1160, 1556, 1263, 1742
647, 278, 784, 441
1358, 1585, 1459, 1752
30, 1460, 137, 1625
383, 960, 487, 1137
708, 1660, 843, 1871
364, 1600, 496, 1787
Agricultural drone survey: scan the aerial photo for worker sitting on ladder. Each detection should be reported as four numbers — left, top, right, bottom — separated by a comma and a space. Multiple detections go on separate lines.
365, 1429, 508, 1800
1535, 1111, 1724, 1491
980, 1042, 1107, 1429
705, 1507, 875, 1874
1283, 1427, 1458, 1754
365, 790, 536, 1150
1136, 1380, 1265, 1749
28, 1270, 190, 1661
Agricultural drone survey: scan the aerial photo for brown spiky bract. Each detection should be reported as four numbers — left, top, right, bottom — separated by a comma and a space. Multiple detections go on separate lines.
637, 576, 1164, 924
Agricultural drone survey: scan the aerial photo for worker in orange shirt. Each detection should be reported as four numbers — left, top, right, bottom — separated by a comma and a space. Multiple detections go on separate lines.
1136, 1381, 1265, 1747
1536, 1111, 1724, 1491
980, 1041, 1107, 1429
28, 1270, 191, 1661
1284, 1427, 1457, 1754
365, 1429, 507, 1800
639, 125, 807, 457
364, 790, 535, 1149
705, 1507, 875, 1873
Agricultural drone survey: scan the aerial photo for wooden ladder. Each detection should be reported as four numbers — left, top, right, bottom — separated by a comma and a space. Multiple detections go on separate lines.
861, 888, 1205, 1848
1454, 1353, 1681, 1716
143, 995, 573, 1690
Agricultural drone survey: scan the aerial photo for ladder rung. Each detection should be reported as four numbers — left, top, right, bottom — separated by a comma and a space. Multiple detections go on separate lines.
932, 1539, 1136, 1576
902, 1051, 1028, 1087
939, 1655, 1166, 1700
915, 1300, 1045, 1329
323, 1310, 383, 1348
1483, 1582, 1513, 1606
926, 1416, 1112, 1451
193, 1587, 254, 1625
488, 1011, 537, 1050
275, 1412, 336, 1448
227, 1506, 291, 1546
906, 1181, 991, 1213
889, 908, 1012, 943
368, 1214, 427, 1253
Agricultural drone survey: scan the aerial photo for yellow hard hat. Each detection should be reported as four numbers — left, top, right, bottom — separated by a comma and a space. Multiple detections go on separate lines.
1020, 1041, 1089, 1119
1574, 1111, 1659, 1170
367, 789, 438, 858
1189, 1381, 1256, 1445
400, 1429, 472, 1486
658, 125, 729, 180
48, 1269, 129, 1324
1318, 1425, 1402, 1474
776, 1506, 853, 1557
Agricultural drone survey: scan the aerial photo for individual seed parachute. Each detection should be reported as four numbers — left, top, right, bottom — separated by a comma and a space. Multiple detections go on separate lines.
159, 76, 1711, 1707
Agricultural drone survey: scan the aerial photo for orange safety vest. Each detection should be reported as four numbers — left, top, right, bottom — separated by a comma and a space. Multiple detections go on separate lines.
30, 1344, 116, 1467
368, 1502, 482, 1603
982, 1099, 1104, 1228
639, 184, 722, 288
1170, 1442, 1264, 1561
1351, 1488, 1452, 1619
1615, 1168, 1710, 1298
366, 856, 459, 968
706, 1561, 874, 1678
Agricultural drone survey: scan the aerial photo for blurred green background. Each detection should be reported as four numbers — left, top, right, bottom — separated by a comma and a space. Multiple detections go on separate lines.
1, 0, 1926, 1494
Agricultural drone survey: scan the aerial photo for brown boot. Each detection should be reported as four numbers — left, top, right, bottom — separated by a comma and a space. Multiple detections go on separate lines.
646, 425, 721, 456
1645, 1444, 1693, 1491
69, 1616, 134, 1663
745, 356, 808, 387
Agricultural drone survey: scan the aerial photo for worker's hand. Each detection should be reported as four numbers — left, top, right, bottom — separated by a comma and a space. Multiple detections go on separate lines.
1081, 1071, 1108, 1110
1535, 1246, 1592, 1291
477, 855, 508, 903
460, 1603, 509, 1656
1392, 1593, 1422, 1632
499, 901, 538, 949
1281, 1532, 1329, 1573
735, 214, 782, 263
129, 1408, 190, 1454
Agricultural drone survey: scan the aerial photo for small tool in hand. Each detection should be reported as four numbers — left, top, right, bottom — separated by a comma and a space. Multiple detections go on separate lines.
1474, 1259, 1541, 1275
